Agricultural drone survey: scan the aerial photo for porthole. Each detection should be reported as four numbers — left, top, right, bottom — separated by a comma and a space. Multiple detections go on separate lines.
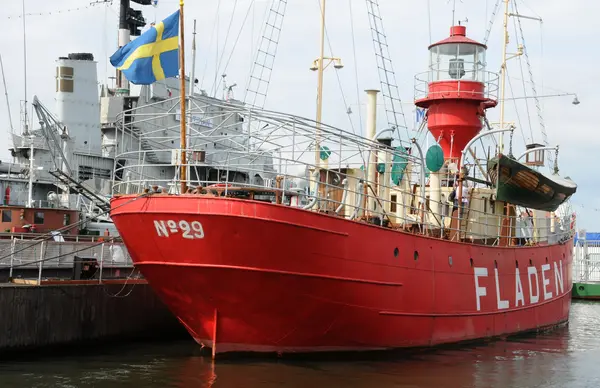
394, 247, 399, 258
414, 251, 419, 261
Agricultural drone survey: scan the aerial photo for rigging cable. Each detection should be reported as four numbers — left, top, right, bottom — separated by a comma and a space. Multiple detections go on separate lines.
220, 0, 257, 81
318, 0, 355, 135
427, 0, 432, 45
200, 3, 222, 91
4, 4, 99, 19
510, 1, 534, 142
210, 0, 240, 97
505, 68, 527, 146
483, 0, 502, 45
514, 0, 547, 166
317, 0, 367, 168
348, 0, 363, 136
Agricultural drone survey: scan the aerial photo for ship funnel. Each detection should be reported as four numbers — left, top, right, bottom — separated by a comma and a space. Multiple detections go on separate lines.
55, 53, 100, 154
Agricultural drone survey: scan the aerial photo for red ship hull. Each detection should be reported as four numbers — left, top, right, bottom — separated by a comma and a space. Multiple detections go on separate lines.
111, 195, 573, 355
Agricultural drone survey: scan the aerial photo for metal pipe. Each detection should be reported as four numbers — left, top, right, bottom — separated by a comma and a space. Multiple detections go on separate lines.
457, 128, 513, 228
459, 128, 514, 172
189, 19, 197, 97
364, 90, 380, 213
9, 237, 15, 279
498, 0, 510, 152
411, 138, 426, 230
335, 178, 349, 214
516, 145, 558, 161
37, 241, 45, 284
99, 243, 105, 284
22, 0, 28, 134
303, 170, 321, 210
351, 182, 364, 220
502, 92, 578, 102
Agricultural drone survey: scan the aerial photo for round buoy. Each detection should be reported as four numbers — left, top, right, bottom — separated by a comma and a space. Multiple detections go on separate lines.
426, 144, 444, 172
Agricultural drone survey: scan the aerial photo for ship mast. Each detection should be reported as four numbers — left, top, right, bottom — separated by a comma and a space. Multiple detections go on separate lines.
179, 0, 187, 194
498, 0, 510, 153
312, 0, 343, 171
314, 0, 326, 170
21, 0, 28, 136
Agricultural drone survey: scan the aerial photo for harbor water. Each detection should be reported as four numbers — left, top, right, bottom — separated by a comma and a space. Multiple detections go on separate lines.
0, 301, 599, 388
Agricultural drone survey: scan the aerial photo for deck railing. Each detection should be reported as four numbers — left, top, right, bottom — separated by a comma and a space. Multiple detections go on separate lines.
573, 236, 600, 282
111, 96, 575, 248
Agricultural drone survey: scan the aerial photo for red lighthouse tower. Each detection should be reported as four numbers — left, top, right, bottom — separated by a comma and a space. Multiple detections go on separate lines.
415, 25, 498, 161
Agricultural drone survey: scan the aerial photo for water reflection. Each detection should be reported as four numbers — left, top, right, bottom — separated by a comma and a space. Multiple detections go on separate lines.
0, 301, 599, 388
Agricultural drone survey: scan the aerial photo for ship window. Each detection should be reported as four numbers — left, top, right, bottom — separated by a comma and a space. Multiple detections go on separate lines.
390, 194, 397, 212
57, 79, 74, 93
56, 66, 74, 93
34, 212, 45, 224
1, 210, 11, 222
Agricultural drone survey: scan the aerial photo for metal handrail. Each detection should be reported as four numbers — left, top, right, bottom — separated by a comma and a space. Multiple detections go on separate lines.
414, 69, 500, 101
110, 96, 574, 249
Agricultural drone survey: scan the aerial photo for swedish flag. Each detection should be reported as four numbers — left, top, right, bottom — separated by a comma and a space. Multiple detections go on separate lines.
110, 10, 179, 85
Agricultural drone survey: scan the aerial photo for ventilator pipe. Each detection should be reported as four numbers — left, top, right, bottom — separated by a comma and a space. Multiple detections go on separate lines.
335, 178, 349, 215
365, 89, 380, 213
410, 138, 426, 225
303, 170, 321, 210
351, 182, 364, 220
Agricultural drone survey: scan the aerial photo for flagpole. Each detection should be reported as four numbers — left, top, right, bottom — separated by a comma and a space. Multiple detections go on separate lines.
179, 0, 187, 194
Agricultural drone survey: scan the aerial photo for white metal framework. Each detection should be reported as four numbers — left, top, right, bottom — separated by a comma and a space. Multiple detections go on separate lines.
111, 96, 575, 247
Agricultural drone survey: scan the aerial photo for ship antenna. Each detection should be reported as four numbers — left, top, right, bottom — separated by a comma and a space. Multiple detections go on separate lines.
21, 0, 28, 135
179, 0, 188, 194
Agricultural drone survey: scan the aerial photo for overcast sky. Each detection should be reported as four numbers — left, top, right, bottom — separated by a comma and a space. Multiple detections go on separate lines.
0, 0, 598, 229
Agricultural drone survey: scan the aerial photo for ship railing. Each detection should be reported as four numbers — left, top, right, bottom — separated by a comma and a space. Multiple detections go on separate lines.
573, 236, 600, 282
0, 237, 134, 284
414, 69, 499, 101
112, 148, 575, 248
110, 95, 573, 248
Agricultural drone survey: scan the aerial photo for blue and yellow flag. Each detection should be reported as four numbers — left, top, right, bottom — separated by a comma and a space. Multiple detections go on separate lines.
110, 10, 179, 85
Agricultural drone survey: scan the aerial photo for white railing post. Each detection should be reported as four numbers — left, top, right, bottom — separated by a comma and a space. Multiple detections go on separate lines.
9, 237, 15, 279
37, 241, 45, 285
99, 242, 105, 283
